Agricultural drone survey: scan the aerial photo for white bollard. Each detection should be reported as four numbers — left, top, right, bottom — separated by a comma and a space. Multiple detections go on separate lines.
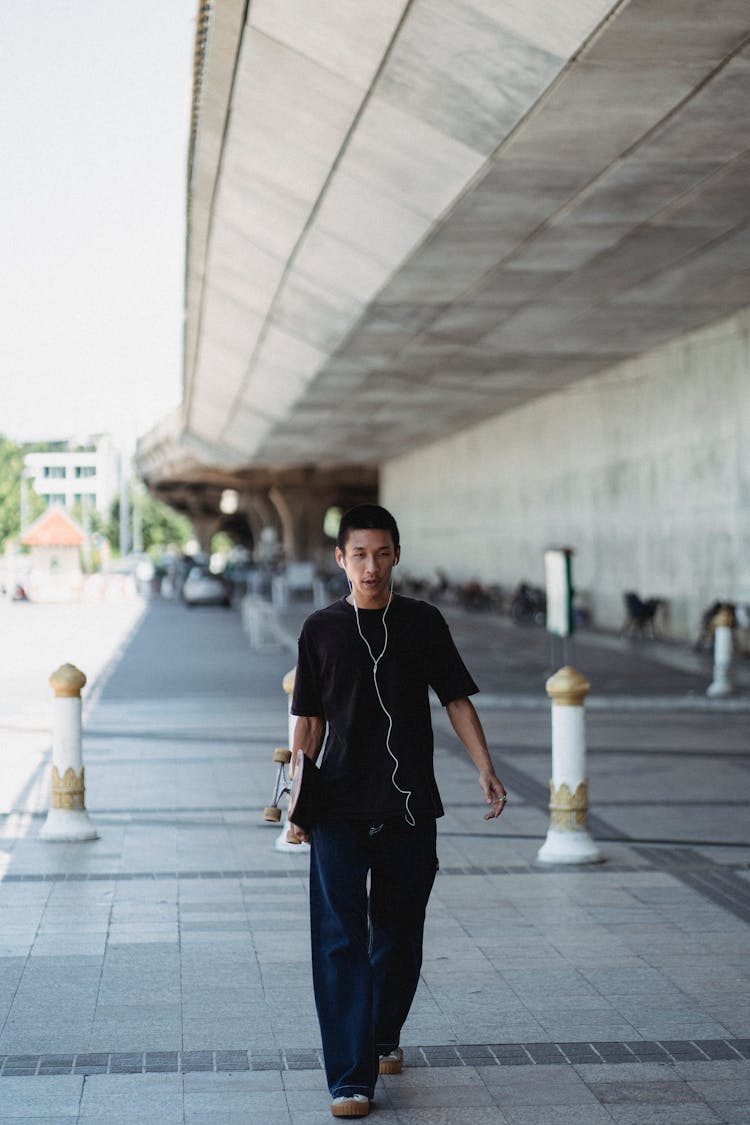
536, 666, 600, 865
707, 608, 734, 698
40, 664, 99, 842
275, 668, 309, 854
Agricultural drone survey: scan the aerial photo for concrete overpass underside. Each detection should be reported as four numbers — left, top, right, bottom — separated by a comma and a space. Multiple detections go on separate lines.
138, 0, 750, 626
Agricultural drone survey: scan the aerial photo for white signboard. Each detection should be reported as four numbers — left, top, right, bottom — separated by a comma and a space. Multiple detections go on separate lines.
544, 548, 574, 637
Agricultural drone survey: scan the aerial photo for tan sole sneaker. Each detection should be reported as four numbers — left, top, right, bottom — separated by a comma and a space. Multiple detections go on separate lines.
378, 1047, 403, 1074
331, 1094, 370, 1117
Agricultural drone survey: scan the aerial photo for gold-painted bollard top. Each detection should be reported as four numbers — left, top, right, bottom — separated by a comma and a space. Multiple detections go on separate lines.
282, 668, 296, 697
712, 607, 734, 630
49, 663, 87, 698
545, 666, 591, 707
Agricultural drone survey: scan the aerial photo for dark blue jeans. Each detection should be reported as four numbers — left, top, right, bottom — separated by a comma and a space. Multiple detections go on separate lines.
309, 817, 438, 1099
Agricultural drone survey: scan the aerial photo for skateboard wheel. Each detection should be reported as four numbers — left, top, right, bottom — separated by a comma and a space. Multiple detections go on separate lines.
273, 748, 292, 764
263, 806, 282, 822
286, 829, 302, 845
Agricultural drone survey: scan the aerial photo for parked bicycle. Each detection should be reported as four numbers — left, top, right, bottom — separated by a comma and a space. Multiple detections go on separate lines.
510, 582, 546, 626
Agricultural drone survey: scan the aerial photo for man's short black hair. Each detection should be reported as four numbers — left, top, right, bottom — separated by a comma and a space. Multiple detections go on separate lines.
337, 504, 400, 551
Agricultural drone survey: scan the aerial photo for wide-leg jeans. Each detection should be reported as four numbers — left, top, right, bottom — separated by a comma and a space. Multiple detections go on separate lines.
309, 817, 438, 1099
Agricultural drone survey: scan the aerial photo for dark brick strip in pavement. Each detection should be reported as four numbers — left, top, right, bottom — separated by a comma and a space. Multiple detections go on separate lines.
2, 1040, 747, 1076
3, 851, 749, 884
634, 845, 750, 924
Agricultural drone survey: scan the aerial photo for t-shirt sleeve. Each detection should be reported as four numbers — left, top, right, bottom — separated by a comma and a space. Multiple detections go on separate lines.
428, 608, 479, 706
291, 625, 325, 717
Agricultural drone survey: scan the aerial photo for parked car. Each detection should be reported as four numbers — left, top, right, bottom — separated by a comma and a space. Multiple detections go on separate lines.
182, 566, 231, 608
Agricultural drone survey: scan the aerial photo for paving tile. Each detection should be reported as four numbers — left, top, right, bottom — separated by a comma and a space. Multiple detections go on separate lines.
386, 1082, 496, 1108
382, 1068, 483, 1089
284, 1088, 338, 1113
500, 1107, 615, 1125
183, 1085, 292, 1117
0, 1119, 79, 1125
657, 1040, 709, 1061
80, 1121, 183, 1125
590, 1042, 636, 1063
588, 1078, 703, 1105
77, 1073, 183, 1121
695, 1038, 743, 1060
187, 1117, 291, 1125
183, 1071, 284, 1092
281, 1069, 329, 1091
180, 1050, 214, 1072
586, 1061, 692, 1085
558, 1042, 604, 1064
141, 1044, 182, 1067
389, 1111, 509, 1124
623, 1042, 673, 1063
486, 1044, 532, 1065
687, 1078, 750, 1105
109, 1052, 144, 1074
706, 1106, 750, 1125
604, 1107, 721, 1124
521, 1043, 565, 1064
481, 1064, 599, 1105
541, 1018, 641, 1043
283, 1049, 322, 1069
674, 1059, 750, 1080
0, 1076, 84, 1116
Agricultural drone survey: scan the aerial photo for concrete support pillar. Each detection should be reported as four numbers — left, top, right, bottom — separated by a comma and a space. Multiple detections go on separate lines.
707, 607, 734, 698
191, 513, 222, 553
268, 486, 295, 561
239, 492, 280, 555
274, 668, 309, 854
536, 666, 600, 865
40, 664, 98, 842
268, 486, 333, 562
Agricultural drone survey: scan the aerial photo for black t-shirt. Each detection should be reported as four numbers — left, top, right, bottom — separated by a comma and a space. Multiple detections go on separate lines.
291, 595, 478, 820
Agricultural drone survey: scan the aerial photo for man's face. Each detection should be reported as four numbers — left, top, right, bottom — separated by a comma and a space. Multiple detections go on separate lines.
336, 528, 400, 609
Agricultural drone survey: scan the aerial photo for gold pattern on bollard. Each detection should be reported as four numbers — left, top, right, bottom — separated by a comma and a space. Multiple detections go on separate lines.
549, 780, 589, 831
712, 607, 734, 630
283, 668, 296, 697
51, 765, 86, 811
49, 663, 87, 698
545, 666, 591, 707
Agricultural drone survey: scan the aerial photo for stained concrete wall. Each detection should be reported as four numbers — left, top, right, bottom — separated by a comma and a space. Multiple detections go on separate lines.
382, 309, 750, 639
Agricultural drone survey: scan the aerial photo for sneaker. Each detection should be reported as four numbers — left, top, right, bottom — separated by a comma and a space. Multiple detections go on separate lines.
331, 1093, 370, 1118
378, 1046, 403, 1074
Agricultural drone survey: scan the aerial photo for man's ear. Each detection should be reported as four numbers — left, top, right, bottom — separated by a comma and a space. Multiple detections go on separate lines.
394, 547, 401, 566
335, 546, 346, 570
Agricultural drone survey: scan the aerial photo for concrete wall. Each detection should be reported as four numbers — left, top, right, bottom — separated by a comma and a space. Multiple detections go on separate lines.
382, 309, 750, 639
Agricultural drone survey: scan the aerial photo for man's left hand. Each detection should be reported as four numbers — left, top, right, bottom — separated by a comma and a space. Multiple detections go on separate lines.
480, 771, 508, 820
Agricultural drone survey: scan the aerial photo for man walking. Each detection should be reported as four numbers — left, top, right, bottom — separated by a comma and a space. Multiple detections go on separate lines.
291, 505, 507, 1118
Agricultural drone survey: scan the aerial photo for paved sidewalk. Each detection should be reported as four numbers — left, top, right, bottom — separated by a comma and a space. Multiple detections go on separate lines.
0, 595, 749, 1123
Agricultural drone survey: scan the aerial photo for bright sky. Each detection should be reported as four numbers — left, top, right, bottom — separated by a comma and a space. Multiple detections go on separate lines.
1, 1, 196, 450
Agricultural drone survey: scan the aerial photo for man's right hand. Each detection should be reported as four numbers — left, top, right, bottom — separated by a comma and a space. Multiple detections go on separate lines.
289, 823, 310, 845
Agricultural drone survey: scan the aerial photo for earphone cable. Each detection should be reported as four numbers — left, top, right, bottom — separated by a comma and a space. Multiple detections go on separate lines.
351, 583, 415, 827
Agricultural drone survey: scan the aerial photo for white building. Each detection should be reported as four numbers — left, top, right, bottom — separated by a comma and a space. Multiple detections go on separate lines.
24, 435, 120, 518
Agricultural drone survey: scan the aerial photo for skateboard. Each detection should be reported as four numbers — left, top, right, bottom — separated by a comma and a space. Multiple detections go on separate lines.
263, 747, 302, 846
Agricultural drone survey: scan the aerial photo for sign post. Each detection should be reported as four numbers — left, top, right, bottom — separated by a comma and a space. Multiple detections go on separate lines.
544, 547, 575, 665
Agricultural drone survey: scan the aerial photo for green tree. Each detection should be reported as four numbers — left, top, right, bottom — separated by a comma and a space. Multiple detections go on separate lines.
108, 488, 194, 555
0, 434, 44, 550
71, 501, 106, 538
